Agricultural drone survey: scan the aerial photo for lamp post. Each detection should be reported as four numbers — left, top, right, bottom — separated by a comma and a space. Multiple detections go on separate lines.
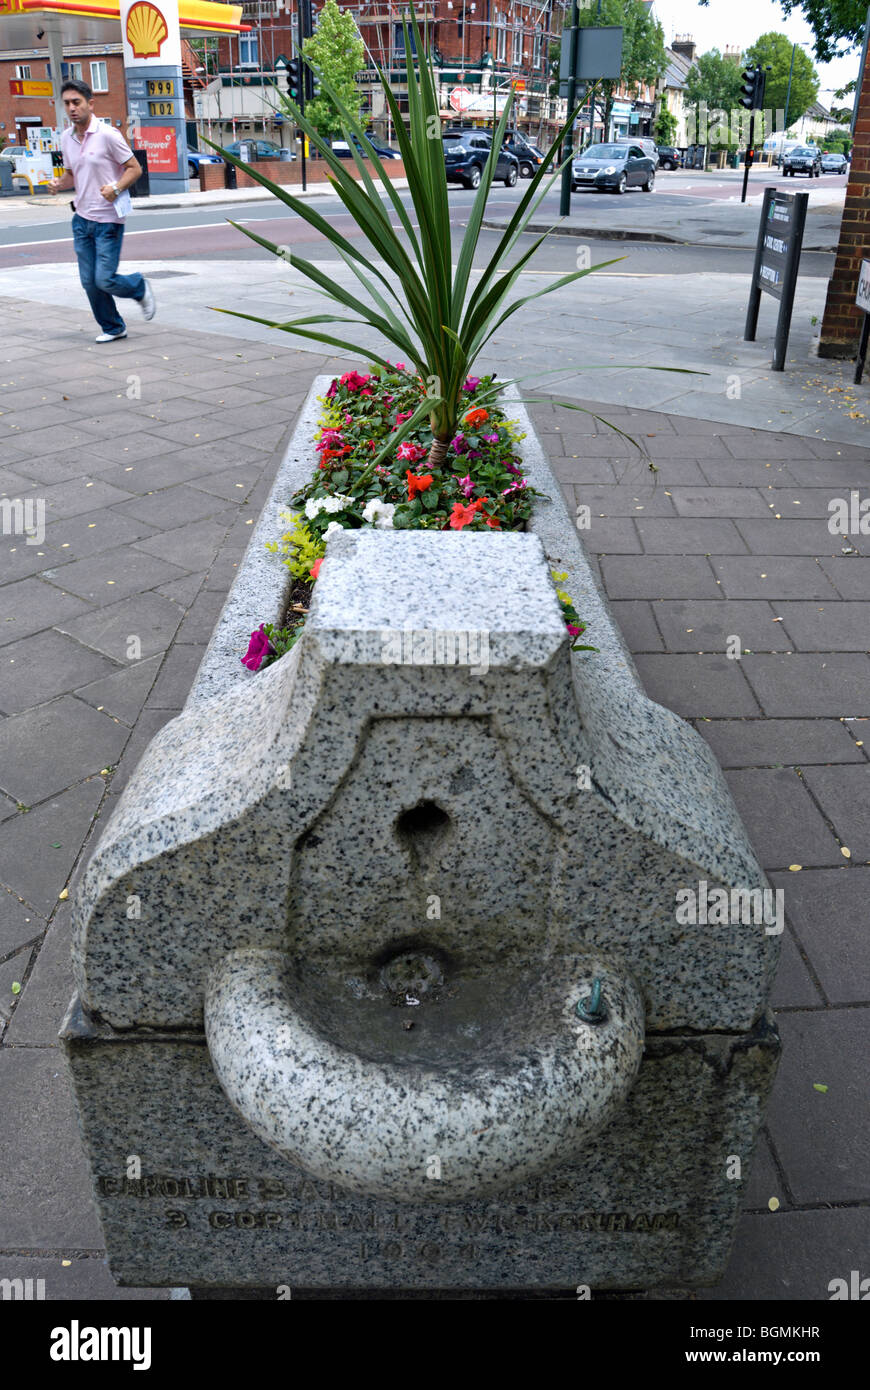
783, 41, 796, 147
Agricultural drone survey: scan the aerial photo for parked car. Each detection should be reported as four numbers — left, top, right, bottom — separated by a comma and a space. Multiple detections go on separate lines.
502, 134, 543, 178
655, 145, 682, 170
186, 147, 224, 179
331, 135, 400, 159
223, 139, 296, 162
782, 145, 821, 177
0, 145, 26, 163
572, 142, 656, 194
820, 151, 848, 173
442, 130, 519, 188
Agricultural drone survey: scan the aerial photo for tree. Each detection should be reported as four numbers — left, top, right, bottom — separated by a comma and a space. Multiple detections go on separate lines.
683, 49, 743, 149
820, 125, 853, 151
831, 105, 855, 124
654, 105, 678, 145
576, 0, 668, 139
745, 31, 819, 130
300, 0, 365, 139
700, 0, 866, 65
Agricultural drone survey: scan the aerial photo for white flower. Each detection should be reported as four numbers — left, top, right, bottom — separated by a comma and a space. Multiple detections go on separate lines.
304, 498, 324, 520
322, 495, 346, 514
362, 499, 396, 529
323, 521, 346, 540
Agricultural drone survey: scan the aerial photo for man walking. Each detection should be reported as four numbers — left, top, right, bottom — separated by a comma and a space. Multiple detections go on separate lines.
49, 79, 155, 342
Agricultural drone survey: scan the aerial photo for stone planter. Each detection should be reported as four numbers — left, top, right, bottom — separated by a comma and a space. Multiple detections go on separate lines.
63, 378, 780, 1292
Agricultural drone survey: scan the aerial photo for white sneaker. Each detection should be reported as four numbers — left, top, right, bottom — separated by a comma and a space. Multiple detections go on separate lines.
95, 331, 127, 343
140, 280, 156, 321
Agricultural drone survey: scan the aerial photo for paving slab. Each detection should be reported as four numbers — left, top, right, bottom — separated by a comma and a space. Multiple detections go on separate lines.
0, 629, 118, 714
0, 697, 128, 805
724, 768, 841, 869
57, 591, 185, 663
799, 766, 870, 862
0, 1049, 104, 1248
0, 888, 44, 959
766, 1009, 870, 1205
633, 653, 762, 717
770, 868, 870, 1006
696, 718, 866, 768
743, 653, 870, 717
0, 779, 103, 913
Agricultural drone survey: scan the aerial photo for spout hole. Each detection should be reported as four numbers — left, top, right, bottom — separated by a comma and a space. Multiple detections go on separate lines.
395, 801, 450, 846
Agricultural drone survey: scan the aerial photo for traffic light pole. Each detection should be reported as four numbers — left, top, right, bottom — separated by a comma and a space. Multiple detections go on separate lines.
740, 109, 755, 204
299, 0, 313, 193
559, 0, 581, 217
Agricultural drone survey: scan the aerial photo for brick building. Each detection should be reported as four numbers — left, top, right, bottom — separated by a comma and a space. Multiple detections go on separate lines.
818, 27, 870, 357
0, 46, 127, 150
195, 0, 569, 150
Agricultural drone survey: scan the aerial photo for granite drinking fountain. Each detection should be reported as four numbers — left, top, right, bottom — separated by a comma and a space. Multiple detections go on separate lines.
62, 382, 781, 1293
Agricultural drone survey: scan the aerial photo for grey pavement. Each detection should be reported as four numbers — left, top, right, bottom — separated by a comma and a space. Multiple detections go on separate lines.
0, 293, 868, 1300
2, 251, 867, 451
483, 184, 846, 251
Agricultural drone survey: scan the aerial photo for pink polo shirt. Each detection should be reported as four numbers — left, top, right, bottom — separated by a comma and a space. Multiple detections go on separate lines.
61, 117, 134, 223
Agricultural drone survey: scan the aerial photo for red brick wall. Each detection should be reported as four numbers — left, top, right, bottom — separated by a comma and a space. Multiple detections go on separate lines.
0, 53, 127, 148
200, 155, 407, 190
818, 42, 870, 356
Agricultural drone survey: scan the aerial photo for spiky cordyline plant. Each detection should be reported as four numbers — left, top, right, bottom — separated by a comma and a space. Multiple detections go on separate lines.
204, 7, 683, 475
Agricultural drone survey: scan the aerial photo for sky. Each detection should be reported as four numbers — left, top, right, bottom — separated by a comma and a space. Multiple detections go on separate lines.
653, 0, 865, 108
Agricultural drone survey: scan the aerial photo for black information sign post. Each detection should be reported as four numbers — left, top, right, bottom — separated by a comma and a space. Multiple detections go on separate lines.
745, 186, 809, 372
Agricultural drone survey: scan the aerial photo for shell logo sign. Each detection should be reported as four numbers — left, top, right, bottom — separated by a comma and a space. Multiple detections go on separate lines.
126, 1, 169, 59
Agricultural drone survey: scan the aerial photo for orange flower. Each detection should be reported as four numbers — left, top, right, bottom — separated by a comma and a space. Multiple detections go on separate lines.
407, 471, 433, 499
448, 501, 478, 529
463, 407, 489, 428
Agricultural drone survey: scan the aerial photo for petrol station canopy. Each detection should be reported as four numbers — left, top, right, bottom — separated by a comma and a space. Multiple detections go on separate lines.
0, 0, 244, 45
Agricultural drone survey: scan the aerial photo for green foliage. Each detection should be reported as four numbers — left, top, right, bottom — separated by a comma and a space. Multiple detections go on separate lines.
577, 0, 668, 133
820, 126, 852, 152
654, 107, 678, 145
774, 0, 868, 63
745, 31, 819, 129
260, 622, 304, 667
299, 0, 365, 137
204, 6, 694, 475
265, 510, 325, 578
684, 49, 743, 117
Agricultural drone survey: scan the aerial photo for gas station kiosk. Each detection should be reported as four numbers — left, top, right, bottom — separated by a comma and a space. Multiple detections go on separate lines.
0, 0, 246, 196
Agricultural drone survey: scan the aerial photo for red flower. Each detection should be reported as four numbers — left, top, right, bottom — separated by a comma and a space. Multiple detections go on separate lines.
310, 558, 323, 580
448, 501, 478, 529
339, 370, 371, 392
463, 407, 489, 428
407, 471, 433, 499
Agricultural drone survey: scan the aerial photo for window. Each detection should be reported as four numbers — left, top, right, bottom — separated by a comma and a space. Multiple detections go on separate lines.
239, 34, 259, 64
90, 61, 108, 92
394, 24, 417, 55
495, 12, 506, 62
68, 62, 83, 81
512, 24, 522, 66
533, 24, 542, 67
15, 65, 31, 80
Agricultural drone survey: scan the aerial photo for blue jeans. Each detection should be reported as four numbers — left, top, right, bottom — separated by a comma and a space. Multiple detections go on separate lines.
72, 212, 145, 335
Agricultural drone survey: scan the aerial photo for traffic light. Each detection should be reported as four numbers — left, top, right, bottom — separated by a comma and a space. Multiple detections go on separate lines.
304, 67, 320, 103
740, 67, 757, 111
286, 56, 302, 104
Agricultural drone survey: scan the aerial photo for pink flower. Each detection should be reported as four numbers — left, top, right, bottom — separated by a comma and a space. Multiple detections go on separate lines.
463, 375, 481, 392
450, 433, 468, 454
241, 624, 272, 672
396, 410, 413, 426
326, 379, 338, 399
502, 480, 527, 496
483, 433, 499, 444
567, 623, 584, 638
339, 370, 371, 393
344, 412, 353, 426
457, 474, 475, 498
316, 429, 344, 452
397, 440, 426, 462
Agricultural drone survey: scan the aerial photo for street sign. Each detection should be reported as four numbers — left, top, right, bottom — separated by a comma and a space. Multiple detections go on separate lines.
853, 256, 870, 384
744, 187, 809, 371
559, 25, 623, 97
449, 86, 472, 112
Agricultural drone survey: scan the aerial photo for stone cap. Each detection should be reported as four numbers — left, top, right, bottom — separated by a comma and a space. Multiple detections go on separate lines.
308, 531, 567, 670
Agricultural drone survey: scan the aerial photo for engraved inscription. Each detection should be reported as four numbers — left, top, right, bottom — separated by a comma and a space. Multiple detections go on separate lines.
96, 1174, 681, 1241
